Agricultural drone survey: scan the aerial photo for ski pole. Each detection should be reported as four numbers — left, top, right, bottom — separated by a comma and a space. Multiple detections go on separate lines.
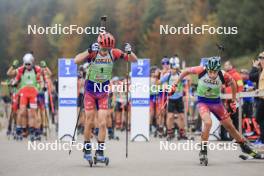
126, 62, 129, 158
69, 89, 84, 155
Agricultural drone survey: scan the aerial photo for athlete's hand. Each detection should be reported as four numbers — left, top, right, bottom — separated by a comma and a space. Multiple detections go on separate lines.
168, 84, 177, 96
230, 100, 237, 113
124, 43, 132, 54
12, 59, 19, 68
10, 80, 17, 87
89, 43, 100, 53
40, 61, 47, 68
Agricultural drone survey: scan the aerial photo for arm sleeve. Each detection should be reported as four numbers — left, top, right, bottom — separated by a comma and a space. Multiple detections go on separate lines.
15, 67, 23, 82
223, 72, 234, 85
186, 66, 205, 75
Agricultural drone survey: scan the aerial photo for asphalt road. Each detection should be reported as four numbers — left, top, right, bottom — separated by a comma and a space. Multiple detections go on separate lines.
0, 129, 263, 176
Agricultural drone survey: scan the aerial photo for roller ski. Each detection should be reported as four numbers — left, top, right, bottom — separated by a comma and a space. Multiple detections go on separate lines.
14, 134, 23, 141
166, 136, 174, 141
14, 128, 23, 141
154, 129, 158, 138
199, 145, 208, 166
29, 134, 35, 142
166, 129, 175, 141
84, 153, 93, 167
178, 135, 195, 141
108, 128, 119, 141
108, 133, 119, 141
93, 152, 109, 166
177, 135, 188, 140
83, 142, 93, 167
6, 130, 12, 139
34, 135, 41, 141
238, 141, 264, 160
177, 129, 188, 140
239, 153, 264, 160
157, 127, 164, 138
93, 144, 109, 166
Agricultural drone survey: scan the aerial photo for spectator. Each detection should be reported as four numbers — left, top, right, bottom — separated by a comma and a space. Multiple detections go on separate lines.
220, 61, 244, 141
223, 61, 244, 127
240, 69, 254, 119
249, 51, 264, 145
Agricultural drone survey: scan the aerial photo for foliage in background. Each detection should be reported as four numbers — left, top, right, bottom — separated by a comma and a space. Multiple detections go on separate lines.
0, 0, 263, 79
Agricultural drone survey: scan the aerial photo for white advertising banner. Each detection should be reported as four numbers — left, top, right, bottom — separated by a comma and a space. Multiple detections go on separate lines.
131, 59, 150, 141
58, 59, 78, 141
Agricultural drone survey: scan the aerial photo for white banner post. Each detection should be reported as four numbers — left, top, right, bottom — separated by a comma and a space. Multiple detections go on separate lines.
130, 59, 150, 142
58, 59, 78, 141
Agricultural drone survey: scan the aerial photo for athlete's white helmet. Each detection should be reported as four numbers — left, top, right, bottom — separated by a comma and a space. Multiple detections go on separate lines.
23, 53, 34, 65
169, 57, 180, 68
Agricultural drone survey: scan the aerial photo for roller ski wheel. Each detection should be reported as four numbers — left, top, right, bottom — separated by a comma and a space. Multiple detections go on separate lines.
239, 153, 264, 160
14, 134, 23, 141
189, 136, 195, 141
199, 152, 208, 166
158, 131, 163, 138
29, 135, 35, 142
35, 135, 41, 141
93, 155, 109, 166
108, 135, 120, 141
239, 141, 261, 159
6, 130, 11, 136
166, 135, 174, 141
154, 130, 158, 138
6, 130, 12, 140
177, 136, 188, 141
84, 154, 93, 167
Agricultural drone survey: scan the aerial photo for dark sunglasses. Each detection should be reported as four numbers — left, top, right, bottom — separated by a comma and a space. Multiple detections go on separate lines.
162, 62, 169, 65
25, 63, 31, 66
258, 56, 264, 60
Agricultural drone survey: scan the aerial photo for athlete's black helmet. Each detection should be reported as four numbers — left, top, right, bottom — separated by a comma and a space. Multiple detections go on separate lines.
205, 56, 221, 71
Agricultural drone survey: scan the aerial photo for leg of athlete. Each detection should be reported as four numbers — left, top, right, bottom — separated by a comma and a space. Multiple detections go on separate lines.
94, 93, 109, 162
210, 103, 260, 158
97, 109, 108, 141
115, 102, 122, 129
84, 110, 96, 140
177, 113, 187, 139
166, 112, 174, 140
83, 92, 96, 161
197, 102, 212, 159
16, 106, 27, 140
